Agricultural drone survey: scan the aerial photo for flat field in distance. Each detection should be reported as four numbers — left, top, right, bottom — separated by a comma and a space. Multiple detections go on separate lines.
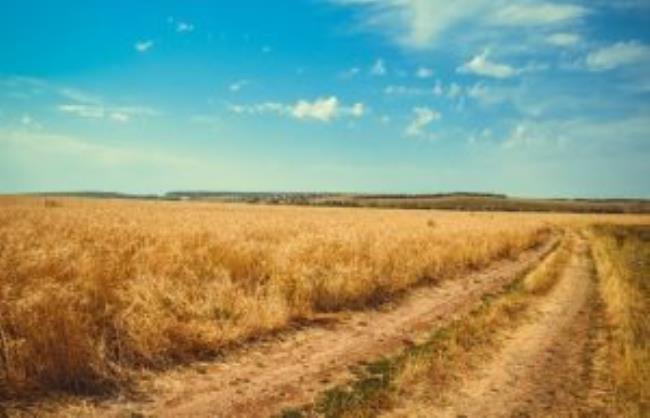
0, 196, 648, 415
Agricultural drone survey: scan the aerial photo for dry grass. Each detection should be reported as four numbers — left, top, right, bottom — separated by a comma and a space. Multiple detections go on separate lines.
590, 225, 650, 417
302, 224, 650, 418
0, 197, 554, 399
300, 235, 574, 418
523, 231, 573, 294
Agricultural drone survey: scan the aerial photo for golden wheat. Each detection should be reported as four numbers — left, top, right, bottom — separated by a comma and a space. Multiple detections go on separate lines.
0, 197, 646, 399
590, 225, 650, 417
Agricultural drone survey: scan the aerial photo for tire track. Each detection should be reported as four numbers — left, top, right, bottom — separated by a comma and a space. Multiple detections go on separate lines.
397, 234, 595, 418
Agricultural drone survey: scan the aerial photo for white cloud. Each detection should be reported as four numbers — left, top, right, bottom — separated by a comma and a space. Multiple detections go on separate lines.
458, 51, 519, 79
384, 81, 462, 99
3, 76, 157, 124
330, 1, 588, 49
176, 22, 195, 32
58, 104, 156, 122
370, 59, 387, 76
229, 96, 365, 122
134, 40, 154, 53
292, 97, 340, 121
415, 66, 433, 78
467, 83, 502, 105
585, 41, 650, 71
332, 0, 491, 48
503, 123, 538, 149
58, 104, 105, 119
348, 102, 366, 118
1, 77, 107, 106
546, 32, 581, 47
405, 106, 441, 138
229, 80, 249, 92
490, 3, 588, 27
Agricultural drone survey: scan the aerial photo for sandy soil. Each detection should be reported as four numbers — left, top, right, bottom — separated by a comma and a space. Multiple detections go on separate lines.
17, 239, 557, 418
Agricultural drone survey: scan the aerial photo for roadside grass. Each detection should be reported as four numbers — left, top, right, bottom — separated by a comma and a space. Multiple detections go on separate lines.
590, 225, 650, 417
523, 232, 573, 294
282, 233, 573, 418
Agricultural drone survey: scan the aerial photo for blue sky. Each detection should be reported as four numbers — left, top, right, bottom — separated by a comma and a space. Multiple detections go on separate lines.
1, 0, 649, 197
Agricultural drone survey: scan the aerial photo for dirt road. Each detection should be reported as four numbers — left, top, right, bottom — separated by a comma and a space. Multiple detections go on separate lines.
390, 235, 597, 418
34, 239, 557, 418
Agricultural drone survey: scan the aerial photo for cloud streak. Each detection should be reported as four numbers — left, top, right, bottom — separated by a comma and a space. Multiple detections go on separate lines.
0, 128, 193, 167
229, 96, 365, 122
58, 104, 157, 122
458, 51, 519, 79
405, 107, 441, 138
330, 0, 588, 49
134, 40, 154, 53
585, 41, 650, 71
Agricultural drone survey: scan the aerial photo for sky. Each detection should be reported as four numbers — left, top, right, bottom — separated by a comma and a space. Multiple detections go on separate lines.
1, 0, 649, 198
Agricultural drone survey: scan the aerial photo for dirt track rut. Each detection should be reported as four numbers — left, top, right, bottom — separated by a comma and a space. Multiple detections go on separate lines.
394, 234, 596, 418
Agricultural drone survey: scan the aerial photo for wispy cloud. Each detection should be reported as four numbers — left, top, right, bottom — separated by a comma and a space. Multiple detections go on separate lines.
2, 76, 157, 124
340, 67, 361, 78
489, 3, 588, 27
59, 88, 102, 105
229, 80, 249, 92
330, 1, 588, 49
134, 40, 154, 53
370, 59, 387, 76
384, 81, 460, 98
167, 17, 195, 33
405, 106, 441, 138
0, 128, 193, 167
585, 41, 650, 71
229, 96, 365, 122
447, 82, 462, 99
331, 0, 489, 48
502, 115, 650, 150
545, 32, 582, 47
458, 51, 519, 79
58, 104, 157, 122
384, 85, 434, 96
415, 66, 433, 78
176, 21, 195, 33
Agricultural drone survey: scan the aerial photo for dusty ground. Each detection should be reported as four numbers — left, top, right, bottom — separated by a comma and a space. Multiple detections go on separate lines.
389, 235, 597, 418
10, 238, 557, 418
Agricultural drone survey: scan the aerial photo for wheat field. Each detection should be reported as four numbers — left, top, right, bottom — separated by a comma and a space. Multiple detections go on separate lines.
3, 197, 650, 404
0, 196, 564, 398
